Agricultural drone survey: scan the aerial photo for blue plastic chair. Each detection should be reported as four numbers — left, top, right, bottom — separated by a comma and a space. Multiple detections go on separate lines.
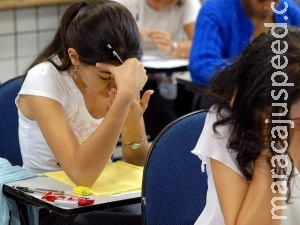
0, 75, 25, 166
141, 109, 208, 225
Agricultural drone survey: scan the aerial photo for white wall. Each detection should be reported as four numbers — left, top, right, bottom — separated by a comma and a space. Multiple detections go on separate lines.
0, 4, 69, 83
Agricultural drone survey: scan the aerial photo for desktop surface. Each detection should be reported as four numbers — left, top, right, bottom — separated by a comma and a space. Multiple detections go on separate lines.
4, 176, 141, 216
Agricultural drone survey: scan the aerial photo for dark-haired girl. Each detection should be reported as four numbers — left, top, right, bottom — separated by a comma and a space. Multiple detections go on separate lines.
16, 1, 153, 224
193, 26, 300, 225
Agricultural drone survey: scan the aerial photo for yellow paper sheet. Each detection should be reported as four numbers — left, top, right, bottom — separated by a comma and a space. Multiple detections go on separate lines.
44, 161, 143, 196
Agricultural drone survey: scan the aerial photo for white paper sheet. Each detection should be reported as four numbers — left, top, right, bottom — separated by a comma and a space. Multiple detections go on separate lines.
142, 55, 189, 69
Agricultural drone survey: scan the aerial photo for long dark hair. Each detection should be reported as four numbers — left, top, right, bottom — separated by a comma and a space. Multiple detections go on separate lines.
25, 0, 142, 73
205, 26, 300, 200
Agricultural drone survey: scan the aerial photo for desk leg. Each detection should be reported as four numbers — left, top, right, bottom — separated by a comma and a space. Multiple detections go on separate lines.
16, 203, 29, 225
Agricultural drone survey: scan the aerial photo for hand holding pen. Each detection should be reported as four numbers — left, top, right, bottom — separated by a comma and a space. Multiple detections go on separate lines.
144, 29, 174, 54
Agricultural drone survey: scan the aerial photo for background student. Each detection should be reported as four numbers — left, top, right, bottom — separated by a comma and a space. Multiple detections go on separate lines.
189, 0, 300, 87
117, 0, 201, 140
192, 26, 300, 225
16, 1, 152, 224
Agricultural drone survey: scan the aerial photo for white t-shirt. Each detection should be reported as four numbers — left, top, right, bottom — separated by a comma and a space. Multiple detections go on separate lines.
15, 56, 103, 173
117, 0, 201, 58
192, 109, 300, 225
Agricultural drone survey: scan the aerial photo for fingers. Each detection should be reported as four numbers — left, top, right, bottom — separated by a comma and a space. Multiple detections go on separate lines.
140, 29, 172, 54
97, 59, 147, 98
140, 28, 149, 37
107, 89, 117, 108
148, 29, 168, 38
95, 62, 110, 70
95, 62, 116, 79
147, 30, 172, 53
148, 30, 170, 43
108, 89, 117, 100
139, 90, 154, 110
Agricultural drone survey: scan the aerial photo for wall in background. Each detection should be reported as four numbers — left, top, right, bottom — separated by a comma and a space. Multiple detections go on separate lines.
0, 4, 69, 83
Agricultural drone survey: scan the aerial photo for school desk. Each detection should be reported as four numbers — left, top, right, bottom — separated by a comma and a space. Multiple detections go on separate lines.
3, 168, 141, 225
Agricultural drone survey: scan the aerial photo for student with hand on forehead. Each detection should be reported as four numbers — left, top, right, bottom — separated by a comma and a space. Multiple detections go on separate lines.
16, 1, 153, 224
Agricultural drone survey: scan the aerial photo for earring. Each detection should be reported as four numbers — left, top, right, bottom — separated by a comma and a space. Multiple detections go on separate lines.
71, 66, 80, 79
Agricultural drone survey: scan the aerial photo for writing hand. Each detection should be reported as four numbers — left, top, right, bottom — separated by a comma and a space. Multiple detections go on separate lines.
141, 28, 173, 54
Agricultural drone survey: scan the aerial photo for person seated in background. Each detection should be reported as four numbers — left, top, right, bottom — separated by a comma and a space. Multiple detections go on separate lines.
189, 0, 300, 87
16, 1, 153, 224
117, 0, 201, 140
192, 26, 300, 225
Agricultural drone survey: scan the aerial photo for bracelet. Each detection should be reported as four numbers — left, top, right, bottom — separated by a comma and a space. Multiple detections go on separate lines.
172, 41, 178, 54
123, 138, 145, 150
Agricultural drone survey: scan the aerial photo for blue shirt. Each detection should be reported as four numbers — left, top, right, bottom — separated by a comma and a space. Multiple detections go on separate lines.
189, 0, 300, 86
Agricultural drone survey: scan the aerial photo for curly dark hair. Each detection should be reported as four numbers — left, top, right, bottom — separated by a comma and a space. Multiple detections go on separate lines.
205, 26, 300, 201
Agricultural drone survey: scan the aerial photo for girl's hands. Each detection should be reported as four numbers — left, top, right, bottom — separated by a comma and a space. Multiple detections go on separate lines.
127, 90, 154, 119
108, 87, 153, 124
107, 87, 153, 114
139, 90, 154, 112
96, 58, 147, 99
140, 28, 173, 54
107, 87, 117, 108
99, 59, 154, 117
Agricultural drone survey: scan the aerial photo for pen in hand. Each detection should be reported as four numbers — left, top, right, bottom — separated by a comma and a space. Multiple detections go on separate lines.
107, 44, 124, 64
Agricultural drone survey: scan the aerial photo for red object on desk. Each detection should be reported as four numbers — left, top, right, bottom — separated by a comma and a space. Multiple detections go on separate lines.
41, 192, 94, 206
41, 191, 59, 202
78, 197, 95, 206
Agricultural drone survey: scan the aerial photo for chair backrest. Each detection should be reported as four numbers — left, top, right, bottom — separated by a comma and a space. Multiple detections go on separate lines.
141, 109, 208, 225
0, 75, 25, 166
